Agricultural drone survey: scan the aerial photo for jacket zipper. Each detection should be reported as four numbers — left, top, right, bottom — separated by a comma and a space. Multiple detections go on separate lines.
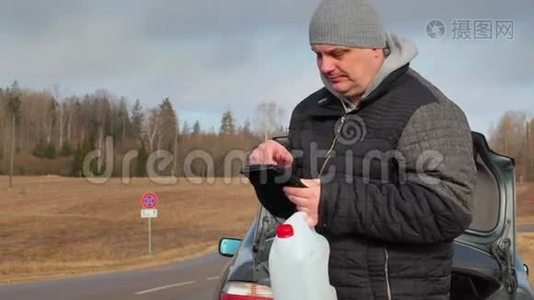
319, 100, 361, 176
385, 249, 392, 300
319, 114, 347, 176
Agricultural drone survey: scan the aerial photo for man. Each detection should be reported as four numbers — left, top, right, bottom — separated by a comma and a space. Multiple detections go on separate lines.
249, 0, 476, 299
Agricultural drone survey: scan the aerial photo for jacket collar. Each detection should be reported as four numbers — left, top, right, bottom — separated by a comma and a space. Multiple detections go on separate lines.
318, 32, 418, 114
307, 63, 410, 118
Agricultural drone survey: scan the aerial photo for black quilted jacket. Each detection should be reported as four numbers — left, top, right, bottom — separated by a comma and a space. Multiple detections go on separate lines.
287, 65, 476, 300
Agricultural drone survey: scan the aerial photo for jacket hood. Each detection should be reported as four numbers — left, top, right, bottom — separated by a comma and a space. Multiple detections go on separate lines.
321, 32, 419, 112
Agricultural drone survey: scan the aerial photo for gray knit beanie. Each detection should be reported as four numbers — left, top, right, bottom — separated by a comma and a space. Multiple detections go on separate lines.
309, 0, 386, 48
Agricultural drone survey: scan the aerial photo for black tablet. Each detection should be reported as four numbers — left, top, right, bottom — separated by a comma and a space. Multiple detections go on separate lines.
241, 164, 306, 188
241, 164, 306, 218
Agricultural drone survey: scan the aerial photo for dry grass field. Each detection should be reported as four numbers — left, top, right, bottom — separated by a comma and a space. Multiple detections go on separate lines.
518, 183, 534, 224
518, 232, 534, 287
0, 176, 259, 283
517, 183, 534, 287
0, 176, 533, 287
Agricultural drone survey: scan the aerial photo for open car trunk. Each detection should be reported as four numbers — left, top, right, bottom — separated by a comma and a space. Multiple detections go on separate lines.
450, 132, 517, 299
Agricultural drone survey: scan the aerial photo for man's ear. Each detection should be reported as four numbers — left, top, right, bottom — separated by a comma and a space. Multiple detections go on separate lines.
371, 48, 386, 59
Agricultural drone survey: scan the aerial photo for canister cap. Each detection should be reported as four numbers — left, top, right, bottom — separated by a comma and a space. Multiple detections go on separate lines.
276, 224, 294, 238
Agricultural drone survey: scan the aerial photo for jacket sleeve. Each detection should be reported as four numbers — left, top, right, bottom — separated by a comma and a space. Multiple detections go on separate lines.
317, 101, 477, 244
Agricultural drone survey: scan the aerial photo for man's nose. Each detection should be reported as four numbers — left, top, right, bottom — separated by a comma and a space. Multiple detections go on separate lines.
318, 56, 336, 74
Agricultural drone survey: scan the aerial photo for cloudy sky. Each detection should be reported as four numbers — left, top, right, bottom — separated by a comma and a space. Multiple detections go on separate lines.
1, 0, 532, 135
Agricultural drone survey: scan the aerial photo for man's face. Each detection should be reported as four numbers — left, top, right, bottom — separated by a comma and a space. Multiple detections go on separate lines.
311, 44, 385, 101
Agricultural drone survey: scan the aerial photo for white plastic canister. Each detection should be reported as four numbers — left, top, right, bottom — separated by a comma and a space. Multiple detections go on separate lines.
268, 211, 337, 300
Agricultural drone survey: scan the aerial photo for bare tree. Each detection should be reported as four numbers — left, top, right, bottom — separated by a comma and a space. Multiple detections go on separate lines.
58, 102, 67, 150
525, 118, 534, 181
145, 108, 161, 153
489, 111, 527, 156
489, 111, 529, 181
7, 89, 21, 188
255, 101, 286, 140
131, 99, 144, 144
45, 98, 58, 145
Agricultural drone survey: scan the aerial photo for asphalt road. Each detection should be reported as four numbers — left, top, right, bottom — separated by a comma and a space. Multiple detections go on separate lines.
2, 224, 533, 300
0, 253, 230, 300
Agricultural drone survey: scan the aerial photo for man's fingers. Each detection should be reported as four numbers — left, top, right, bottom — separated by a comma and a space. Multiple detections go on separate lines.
300, 178, 320, 187
273, 150, 293, 167
286, 194, 308, 206
283, 186, 311, 197
249, 147, 275, 165
248, 152, 260, 164
295, 210, 317, 228
306, 215, 318, 227
296, 206, 308, 213
256, 144, 273, 162
248, 140, 291, 166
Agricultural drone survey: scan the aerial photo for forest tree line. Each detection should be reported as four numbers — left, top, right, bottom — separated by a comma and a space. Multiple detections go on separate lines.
0, 81, 285, 178
488, 111, 534, 183
1, 81, 533, 181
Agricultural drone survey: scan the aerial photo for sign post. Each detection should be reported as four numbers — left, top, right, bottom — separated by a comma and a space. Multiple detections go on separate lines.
148, 216, 151, 256
141, 192, 159, 256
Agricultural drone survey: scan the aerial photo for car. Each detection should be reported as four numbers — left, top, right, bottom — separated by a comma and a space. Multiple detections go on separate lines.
213, 132, 534, 300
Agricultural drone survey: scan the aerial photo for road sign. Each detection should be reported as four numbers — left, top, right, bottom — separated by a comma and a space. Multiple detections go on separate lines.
141, 209, 158, 218
141, 192, 158, 209
140, 192, 159, 256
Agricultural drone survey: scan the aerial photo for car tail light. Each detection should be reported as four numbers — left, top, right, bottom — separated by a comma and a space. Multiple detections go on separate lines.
220, 282, 273, 300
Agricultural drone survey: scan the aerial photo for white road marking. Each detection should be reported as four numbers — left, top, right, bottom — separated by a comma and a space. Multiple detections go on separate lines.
135, 280, 196, 295
206, 276, 219, 281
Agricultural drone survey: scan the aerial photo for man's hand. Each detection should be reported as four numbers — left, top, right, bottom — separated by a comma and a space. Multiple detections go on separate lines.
283, 178, 321, 227
248, 140, 293, 167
